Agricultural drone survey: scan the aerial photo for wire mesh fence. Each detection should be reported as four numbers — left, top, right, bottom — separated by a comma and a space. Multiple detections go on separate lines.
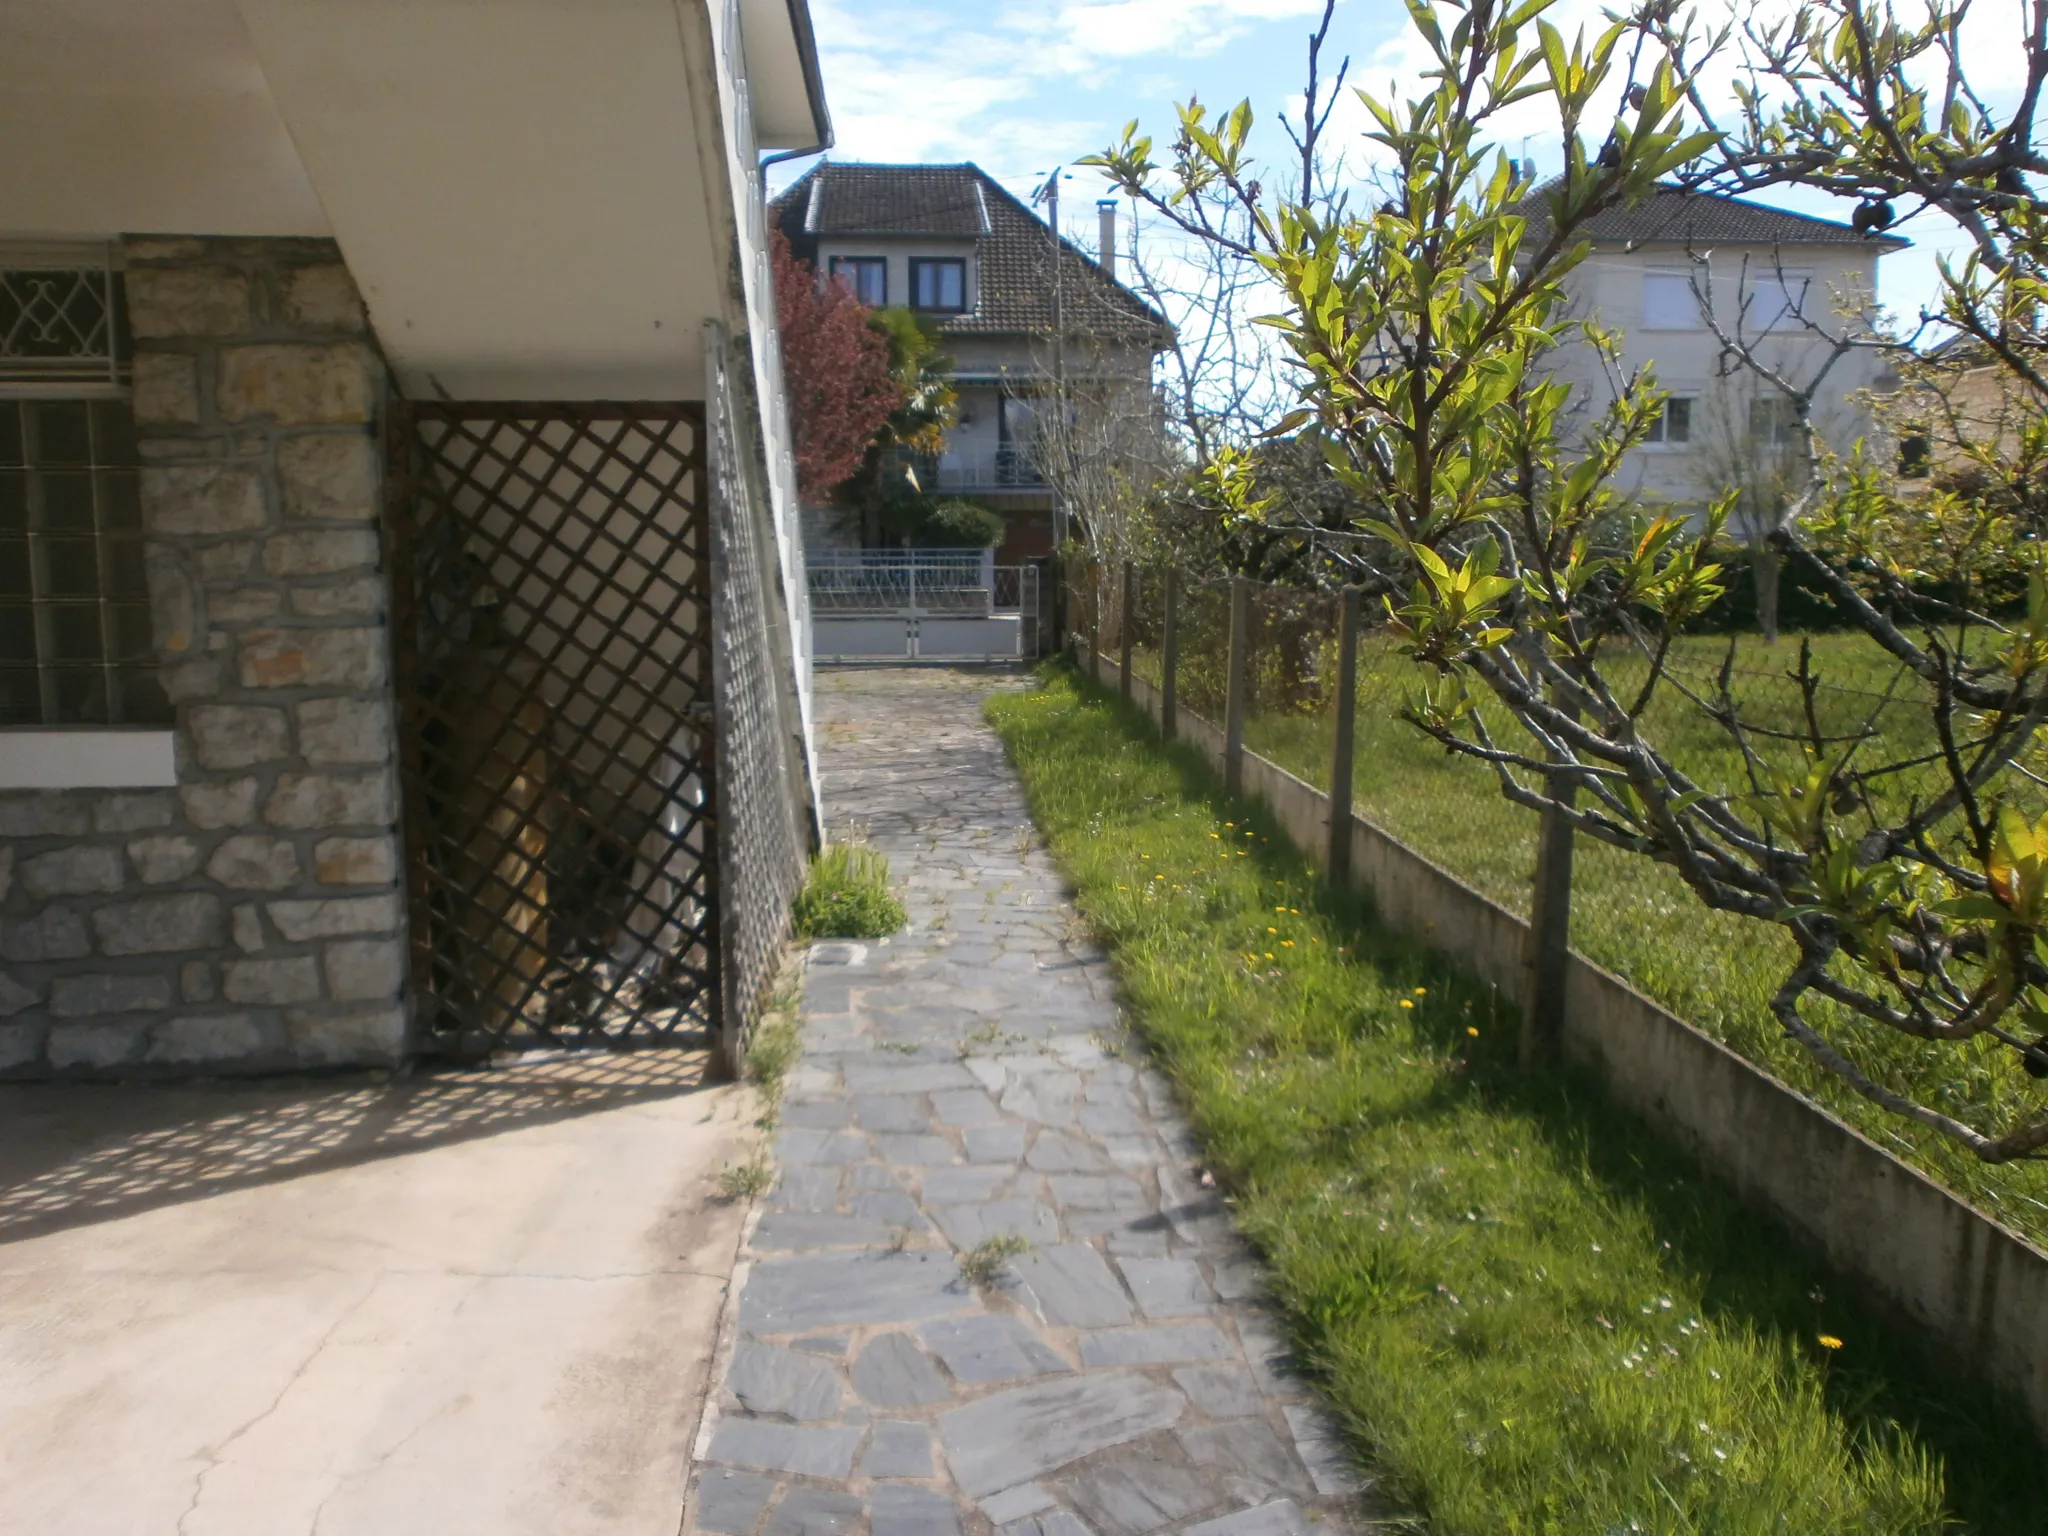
1064, 555, 2048, 1237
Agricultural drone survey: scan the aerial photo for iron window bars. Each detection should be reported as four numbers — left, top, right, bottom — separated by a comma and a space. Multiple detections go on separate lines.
0, 399, 163, 726
0, 253, 128, 393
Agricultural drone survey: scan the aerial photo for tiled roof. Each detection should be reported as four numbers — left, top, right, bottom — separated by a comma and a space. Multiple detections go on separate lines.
1516, 181, 1909, 251
770, 162, 1171, 346
795, 162, 989, 237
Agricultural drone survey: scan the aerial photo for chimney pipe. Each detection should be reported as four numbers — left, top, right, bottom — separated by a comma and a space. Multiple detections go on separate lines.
1097, 198, 1118, 284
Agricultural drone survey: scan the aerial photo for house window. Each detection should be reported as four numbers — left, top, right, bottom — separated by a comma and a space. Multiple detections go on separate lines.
1748, 396, 1802, 447
1747, 271, 1813, 333
828, 256, 886, 307
910, 258, 967, 314
1642, 271, 1697, 330
1644, 396, 1694, 445
0, 398, 163, 726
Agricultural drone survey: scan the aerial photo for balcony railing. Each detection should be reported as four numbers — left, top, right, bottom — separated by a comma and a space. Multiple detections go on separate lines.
888, 448, 1046, 492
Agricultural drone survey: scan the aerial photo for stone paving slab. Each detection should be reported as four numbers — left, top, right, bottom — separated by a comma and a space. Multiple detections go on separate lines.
686, 669, 1371, 1536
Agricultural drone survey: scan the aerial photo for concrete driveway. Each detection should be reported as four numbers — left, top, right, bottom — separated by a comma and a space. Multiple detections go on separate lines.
0, 1049, 755, 1535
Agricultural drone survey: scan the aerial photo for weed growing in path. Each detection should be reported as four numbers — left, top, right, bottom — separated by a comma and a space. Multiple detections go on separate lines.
987, 668, 2044, 1536
716, 1157, 774, 1203
958, 1232, 1031, 1288
745, 959, 804, 1127
792, 844, 907, 939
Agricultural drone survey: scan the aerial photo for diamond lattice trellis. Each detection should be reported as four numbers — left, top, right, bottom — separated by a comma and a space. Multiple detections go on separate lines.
385, 402, 720, 1059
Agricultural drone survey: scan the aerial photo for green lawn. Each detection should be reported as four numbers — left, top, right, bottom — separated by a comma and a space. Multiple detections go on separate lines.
990, 666, 2044, 1535
1138, 625, 2048, 1250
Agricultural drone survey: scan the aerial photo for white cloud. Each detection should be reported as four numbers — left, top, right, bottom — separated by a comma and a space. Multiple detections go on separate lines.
806, 0, 1345, 173
800, 0, 2027, 315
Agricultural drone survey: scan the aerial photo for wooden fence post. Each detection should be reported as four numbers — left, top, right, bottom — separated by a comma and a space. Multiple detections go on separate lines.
1119, 560, 1136, 700
1520, 701, 1579, 1068
1224, 574, 1249, 795
1326, 587, 1362, 882
1160, 566, 1180, 740
1087, 561, 1102, 682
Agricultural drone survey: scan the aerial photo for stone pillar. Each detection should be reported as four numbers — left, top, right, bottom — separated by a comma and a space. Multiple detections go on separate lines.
0, 237, 409, 1075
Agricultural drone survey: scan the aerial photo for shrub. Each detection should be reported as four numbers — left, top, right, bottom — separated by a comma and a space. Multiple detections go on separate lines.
922, 498, 1005, 549
791, 844, 906, 939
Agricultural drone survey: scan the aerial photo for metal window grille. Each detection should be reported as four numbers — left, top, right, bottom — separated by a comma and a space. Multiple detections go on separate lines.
0, 255, 128, 392
0, 398, 164, 726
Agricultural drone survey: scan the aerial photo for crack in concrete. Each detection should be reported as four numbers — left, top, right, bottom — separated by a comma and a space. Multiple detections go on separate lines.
305, 1406, 439, 1536
175, 1275, 384, 1536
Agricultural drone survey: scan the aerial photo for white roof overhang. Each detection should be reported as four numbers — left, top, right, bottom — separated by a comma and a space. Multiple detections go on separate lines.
0, 0, 832, 400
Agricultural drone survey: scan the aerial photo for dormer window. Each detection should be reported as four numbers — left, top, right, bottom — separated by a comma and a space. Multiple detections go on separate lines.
911, 258, 967, 314
829, 256, 886, 307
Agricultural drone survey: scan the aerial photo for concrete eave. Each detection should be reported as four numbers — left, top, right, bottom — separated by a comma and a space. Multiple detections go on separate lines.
0, 0, 837, 401
742, 0, 833, 153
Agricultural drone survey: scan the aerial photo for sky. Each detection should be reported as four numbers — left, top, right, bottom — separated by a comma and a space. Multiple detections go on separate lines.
773, 0, 2010, 327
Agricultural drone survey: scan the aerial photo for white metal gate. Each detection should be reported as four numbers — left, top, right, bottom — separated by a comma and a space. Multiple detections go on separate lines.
808, 550, 1038, 661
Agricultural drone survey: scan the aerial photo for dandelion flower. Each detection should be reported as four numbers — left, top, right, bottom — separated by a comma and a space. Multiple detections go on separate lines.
1267, 926, 1278, 934
1282, 940, 1295, 948
1466, 1026, 1479, 1037
1414, 987, 1427, 995
1818, 1334, 1844, 1350
1399, 999, 1414, 1009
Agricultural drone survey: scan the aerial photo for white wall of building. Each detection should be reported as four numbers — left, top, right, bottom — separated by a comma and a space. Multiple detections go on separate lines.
1548, 242, 1893, 517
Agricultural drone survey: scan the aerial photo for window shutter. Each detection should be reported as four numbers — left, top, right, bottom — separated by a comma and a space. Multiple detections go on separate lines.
1642, 271, 1695, 330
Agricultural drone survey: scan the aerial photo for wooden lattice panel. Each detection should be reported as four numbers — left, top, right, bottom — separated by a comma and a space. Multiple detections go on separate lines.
385, 403, 719, 1058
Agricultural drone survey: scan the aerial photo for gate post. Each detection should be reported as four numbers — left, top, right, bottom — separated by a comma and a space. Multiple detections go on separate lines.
1160, 566, 1180, 741
1326, 587, 1362, 882
1224, 574, 1249, 796
1520, 696, 1579, 1068
1119, 560, 1136, 701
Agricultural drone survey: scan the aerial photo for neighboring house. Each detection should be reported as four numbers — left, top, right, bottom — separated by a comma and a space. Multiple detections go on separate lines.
770, 161, 1171, 563
0, 0, 829, 1078
1519, 183, 1908, 527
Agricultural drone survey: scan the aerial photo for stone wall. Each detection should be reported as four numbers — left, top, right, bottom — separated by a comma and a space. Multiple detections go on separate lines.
0, 237, 408, 1075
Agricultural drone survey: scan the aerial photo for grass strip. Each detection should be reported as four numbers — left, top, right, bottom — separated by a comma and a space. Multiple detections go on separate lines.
988, 665, 2043, 1536
1220, 627, 2048, 1248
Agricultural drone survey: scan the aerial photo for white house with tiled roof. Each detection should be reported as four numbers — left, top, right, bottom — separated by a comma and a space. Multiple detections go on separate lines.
772, 162, 1169, 561
1519, 182, 1908, 521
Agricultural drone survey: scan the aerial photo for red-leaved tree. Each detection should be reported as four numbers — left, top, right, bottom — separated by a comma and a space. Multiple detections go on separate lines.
772, 229, 899, 503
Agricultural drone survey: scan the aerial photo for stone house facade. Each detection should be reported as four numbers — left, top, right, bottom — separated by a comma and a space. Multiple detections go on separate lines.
0, 0, 831, 1077
1, 240, 401, 1073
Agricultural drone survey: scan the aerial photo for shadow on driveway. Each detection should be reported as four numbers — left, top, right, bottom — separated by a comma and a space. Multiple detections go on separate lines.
0, 1045, 718, 1246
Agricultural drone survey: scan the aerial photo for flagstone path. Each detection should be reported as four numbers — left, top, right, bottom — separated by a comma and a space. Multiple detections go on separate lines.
686, 668, 1373, 1536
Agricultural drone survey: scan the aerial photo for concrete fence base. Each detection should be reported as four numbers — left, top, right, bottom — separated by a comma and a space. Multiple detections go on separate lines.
1085, 647, 2048, 1444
